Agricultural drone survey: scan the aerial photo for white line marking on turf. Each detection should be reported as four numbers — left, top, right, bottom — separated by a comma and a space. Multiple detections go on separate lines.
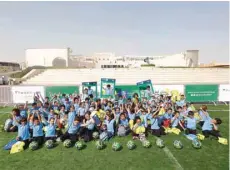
154, 137, 184, 170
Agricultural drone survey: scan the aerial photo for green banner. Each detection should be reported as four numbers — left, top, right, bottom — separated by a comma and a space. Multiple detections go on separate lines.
82, 82, 98, 99
137, 80, 153, 100
185, 85, 218, 102
45, 86, 79, 98
115, 85, 140, 100
100, 78, 116, 98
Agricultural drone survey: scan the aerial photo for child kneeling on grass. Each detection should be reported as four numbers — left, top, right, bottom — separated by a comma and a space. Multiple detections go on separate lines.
44, 117, 57, 142
202, 116, 222, 139
61, 116, 81, 144
13, 117, 30, 149
29, 111, 44, 146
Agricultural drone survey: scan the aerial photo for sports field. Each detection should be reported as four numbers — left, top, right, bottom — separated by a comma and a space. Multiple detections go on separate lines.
0, 105, 229, 170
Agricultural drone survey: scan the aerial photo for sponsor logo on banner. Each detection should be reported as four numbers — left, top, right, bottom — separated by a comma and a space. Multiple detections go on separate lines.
219, 84, 230, 101
12, 86, 45, 103
185, 85, 218, 102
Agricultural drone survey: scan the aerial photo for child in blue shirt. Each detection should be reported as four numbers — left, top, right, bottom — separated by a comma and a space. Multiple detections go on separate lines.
198, 105, 210, 127
103, 113, 115, 138
185, 111, 198, 135
67, 106, 76, 129
78, 102, 86, 119
61, 116, 82, 144
14, 117, 30, 149
7, 108, 21, 132
64, 98, 71, 111
73, 97, 80, 113
117, 113, 129, 136
148, 113, 166, 137
30, 111, 44, 146
139, 109, 149, 128
44, 117, 57, 142
171, 111, 185, 131
202, 116, 222, 139
79, 112, 95, 142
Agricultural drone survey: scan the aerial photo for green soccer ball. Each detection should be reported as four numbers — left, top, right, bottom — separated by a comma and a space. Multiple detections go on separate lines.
45, 140, 54, 149
173, 140, 183, 149
142, 140, 151, 148
92, 132, 99, 139
156, 138, 165, 148
112, 142, 121, 151
95, 140, 105, 150
127, 140, 135, 150
192, 139, 202, 149
63, 139, 72, 148
75, 141, 84, 150
29, 141, 39, 151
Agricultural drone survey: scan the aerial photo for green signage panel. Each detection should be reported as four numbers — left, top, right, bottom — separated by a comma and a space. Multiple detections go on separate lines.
100, 78, 116, 98
115, 85, 140, 100
82, 82, 98, 99
136, 80, 153, 100
185, 85, 218, 102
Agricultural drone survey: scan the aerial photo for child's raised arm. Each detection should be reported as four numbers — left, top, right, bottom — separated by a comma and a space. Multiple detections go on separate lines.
212, 123, 218, 131
30, 112, 35, 124
36, 111, 41, 122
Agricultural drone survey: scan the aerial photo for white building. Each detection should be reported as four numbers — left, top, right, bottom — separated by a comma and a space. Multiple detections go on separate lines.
94, 50, 199, 68
25, 49, 199, 68
25, 48, 69, 67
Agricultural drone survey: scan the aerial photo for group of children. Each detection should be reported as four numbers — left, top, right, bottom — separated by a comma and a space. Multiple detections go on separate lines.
4, 92, 223, 149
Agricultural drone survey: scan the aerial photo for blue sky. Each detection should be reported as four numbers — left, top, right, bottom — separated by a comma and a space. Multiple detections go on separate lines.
0, 1, 229, 63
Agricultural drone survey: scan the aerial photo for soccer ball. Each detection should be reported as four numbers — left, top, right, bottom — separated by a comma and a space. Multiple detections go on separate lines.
127, 140, 135, 150
95, 140, 105, 150
45, 140, 54, 149
142, 140, 151, 148
29, 141, 39, 151
92, 132, 99, 139
112, 142, 121, 151
192, 139, 202, 149
63, 139, 72, 148
75, 141, 84, 150
173, 140, 183, 149
156, 138, 165, 148
99, 132, 109, 141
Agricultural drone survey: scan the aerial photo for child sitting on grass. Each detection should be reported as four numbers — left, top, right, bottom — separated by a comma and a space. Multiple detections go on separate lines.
185, 111, 198, 135
202, 116, 222, 139
132, 116, 146, 140
171, 111, 185, 131
117, 113, 129, 136
6, 108, 21, 132
148, 111, 166, 137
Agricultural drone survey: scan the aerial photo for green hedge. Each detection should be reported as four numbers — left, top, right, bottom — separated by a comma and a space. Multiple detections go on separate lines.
10, 66, 46, 78
141, 64, 155, 67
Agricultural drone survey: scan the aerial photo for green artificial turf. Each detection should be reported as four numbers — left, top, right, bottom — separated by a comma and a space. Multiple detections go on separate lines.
0, 105, 229, 170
